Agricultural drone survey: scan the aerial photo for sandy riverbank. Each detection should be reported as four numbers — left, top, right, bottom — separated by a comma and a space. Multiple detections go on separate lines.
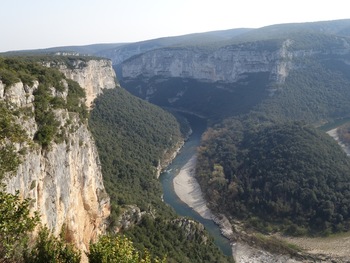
173, 155, 213, 220
327, 128, 350, 155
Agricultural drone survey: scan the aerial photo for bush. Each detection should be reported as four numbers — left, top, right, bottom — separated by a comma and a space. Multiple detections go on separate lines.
87, 235, 165, 263
23, 227, 81, 263
0, 190, 39, 262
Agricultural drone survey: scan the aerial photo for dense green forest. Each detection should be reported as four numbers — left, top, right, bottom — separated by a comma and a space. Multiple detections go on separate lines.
89, 88, 233, 262
257, 57, 350, 124
196, 116, 350, 235
89, 88, 182, 215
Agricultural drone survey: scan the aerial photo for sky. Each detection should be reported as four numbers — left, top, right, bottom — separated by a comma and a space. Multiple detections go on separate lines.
1, 0, 349, 52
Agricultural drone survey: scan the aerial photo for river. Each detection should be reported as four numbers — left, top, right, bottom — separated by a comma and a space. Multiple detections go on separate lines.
159, 114, 233, 257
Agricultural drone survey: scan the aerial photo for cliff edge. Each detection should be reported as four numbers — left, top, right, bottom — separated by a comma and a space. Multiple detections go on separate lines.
1, 57, 114, 256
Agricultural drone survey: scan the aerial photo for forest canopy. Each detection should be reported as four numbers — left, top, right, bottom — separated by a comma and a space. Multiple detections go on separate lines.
197, 118, 350, 235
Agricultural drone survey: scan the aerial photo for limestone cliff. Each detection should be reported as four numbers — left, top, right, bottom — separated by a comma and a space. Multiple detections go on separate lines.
51, 58, 116, 108
119, 38, 350, 87
120, 40, 300, 85
1, 58, 114, 256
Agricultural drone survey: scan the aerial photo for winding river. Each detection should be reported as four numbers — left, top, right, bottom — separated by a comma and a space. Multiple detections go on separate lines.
160, 114, 232, 257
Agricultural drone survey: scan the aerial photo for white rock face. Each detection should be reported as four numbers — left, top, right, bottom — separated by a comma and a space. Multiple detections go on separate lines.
2, 59, 115, 258
57, 59, 116, 109
5, 112, 109, 251
121, 41, 305, 84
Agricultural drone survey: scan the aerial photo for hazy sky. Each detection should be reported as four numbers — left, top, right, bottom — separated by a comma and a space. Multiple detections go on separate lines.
1, 0, 349, 52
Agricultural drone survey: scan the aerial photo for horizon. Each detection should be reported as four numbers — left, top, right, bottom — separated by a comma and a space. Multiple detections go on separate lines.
1, 0, 349, 53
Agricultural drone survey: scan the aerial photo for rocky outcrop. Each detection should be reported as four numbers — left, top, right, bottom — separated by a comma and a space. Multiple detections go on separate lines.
172, 218, 208, 244
114, 205, 145, 232
2, 58, 115, 258
54, 59, 116, 109
4, 109, 110, 251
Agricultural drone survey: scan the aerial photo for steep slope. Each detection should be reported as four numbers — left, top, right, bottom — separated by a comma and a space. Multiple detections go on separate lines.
89, 88, 233, 262
52, 58, 116, 108
89, 87, 183, 213
117, 19, 350, 123
0, 57, 112, 255
197, 120, 350, 234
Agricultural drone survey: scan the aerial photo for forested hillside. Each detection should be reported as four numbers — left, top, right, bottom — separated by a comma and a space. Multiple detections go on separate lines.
197, 118, 350, 235
89, 88, 233, 262
89, 88, 181, 214
258, 56, 350, 124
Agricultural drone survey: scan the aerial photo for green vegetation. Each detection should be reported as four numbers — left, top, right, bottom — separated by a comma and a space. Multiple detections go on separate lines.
117, 23, 350, 239
197, 118, 350, 235
257, 57, 350, 124
0, 102, 28, 181
121, 73, 270, 120
1, 54, 103, 69
190, 44, 350, 236
89, 88, 232, 262
88, 235, 166, 263
337, 122, 350, 144
89, 88, 182, 215
125, 216, 232, 263
0, 188, 162, 263
23, 227, 81, 263
0, 57, 87, 148
0, 190, 39, 262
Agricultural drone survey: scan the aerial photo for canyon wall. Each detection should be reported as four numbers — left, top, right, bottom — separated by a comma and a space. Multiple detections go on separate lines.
2, 58, 115, 255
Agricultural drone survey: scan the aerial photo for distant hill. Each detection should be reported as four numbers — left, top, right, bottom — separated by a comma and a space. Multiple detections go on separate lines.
1, 28, 252, 65
1, 43, 125, 57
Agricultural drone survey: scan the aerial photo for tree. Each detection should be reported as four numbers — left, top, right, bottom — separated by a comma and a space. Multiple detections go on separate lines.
0, 102, 27, 181
0, 189, 39, 262
87, 235, 166, 263
23, 227, 81, 263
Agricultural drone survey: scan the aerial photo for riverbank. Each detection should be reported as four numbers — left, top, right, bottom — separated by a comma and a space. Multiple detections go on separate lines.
173, 155, 213, 220
173, 154, 235, 241
327, 128, 350, 155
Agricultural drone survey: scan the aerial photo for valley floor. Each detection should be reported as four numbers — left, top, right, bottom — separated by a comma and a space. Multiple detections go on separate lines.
173, 154, 213, 220
277, 233, 350, 262
172, 129, 350, 262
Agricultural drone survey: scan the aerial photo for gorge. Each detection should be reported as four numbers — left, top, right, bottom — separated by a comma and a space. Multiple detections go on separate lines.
3, 19, 350, 262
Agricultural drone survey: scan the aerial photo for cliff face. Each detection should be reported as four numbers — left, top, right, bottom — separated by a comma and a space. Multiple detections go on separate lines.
55, 59, 116, 108
2, 58, 114, 254
119, 38, 350, 87
120, 40, 299, 85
